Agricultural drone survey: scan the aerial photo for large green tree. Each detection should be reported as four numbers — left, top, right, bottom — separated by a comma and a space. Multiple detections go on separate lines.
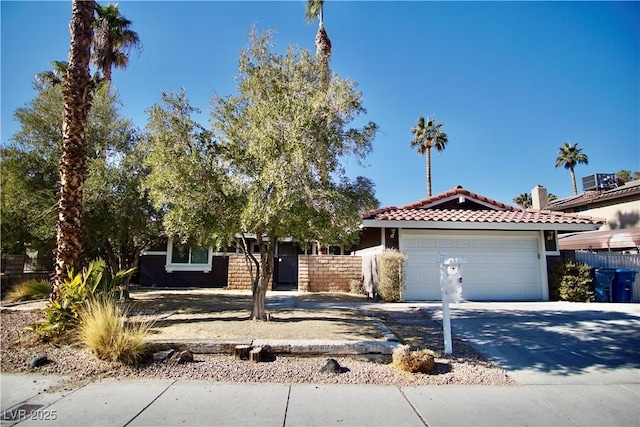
54, 0, 96, 292
410, 116, 448, 197
83, 140, 163, 298
616, 170, 640, 183
4, 78, 159, 291
145, 30, 378, 320
143, 89, 238, 248
92, 3, 141, 85
554, 142, 589, 195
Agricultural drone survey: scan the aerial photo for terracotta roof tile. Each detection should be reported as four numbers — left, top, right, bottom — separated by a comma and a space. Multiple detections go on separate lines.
368, 208, 603, 225
362, 186, 604, 225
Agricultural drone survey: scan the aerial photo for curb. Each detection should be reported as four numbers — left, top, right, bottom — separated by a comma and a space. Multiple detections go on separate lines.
149, 338, 403, 356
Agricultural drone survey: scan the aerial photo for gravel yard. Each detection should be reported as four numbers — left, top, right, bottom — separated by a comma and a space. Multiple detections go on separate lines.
0, 291, 515, 387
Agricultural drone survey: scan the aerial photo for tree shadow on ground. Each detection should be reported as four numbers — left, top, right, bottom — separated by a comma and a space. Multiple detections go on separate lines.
437, 306, 640, 376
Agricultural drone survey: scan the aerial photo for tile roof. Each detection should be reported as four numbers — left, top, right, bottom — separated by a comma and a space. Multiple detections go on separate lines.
363, 208, 603, 225
362, 186, 604, 226
548, 179, 640, 210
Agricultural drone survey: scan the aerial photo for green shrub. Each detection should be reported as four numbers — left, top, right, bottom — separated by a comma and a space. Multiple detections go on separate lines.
376, 249, 407, 302
550, 260, 594, 302
4, 279, 51, 302
27, 259, 136, 341
77, 297, 152, 365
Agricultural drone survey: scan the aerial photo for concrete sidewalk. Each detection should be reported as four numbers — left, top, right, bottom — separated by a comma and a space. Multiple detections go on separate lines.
2, 373, 639, 426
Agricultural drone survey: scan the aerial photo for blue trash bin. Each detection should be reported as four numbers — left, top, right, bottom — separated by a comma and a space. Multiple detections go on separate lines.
613, 269, 636, 302
593, 269, 615, 302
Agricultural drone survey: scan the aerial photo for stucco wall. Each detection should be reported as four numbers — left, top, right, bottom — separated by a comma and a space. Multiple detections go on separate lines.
583, 200, 640, 230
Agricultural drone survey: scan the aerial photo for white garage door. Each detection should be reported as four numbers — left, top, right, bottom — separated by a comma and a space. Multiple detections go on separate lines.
401, 230, 544, 301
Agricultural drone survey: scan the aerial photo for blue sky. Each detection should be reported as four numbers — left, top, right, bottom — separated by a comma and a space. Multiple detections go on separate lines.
2, 1, 639, 208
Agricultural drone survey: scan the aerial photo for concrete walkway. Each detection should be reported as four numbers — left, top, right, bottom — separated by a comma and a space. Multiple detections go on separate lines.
2, 373, 639, 426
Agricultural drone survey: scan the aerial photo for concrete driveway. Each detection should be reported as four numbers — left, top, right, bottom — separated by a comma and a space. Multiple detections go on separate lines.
422, 301, 640, 385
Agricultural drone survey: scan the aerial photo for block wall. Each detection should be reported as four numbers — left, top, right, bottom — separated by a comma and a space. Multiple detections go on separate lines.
298, 255, 362, 293
226, 254, 272, 290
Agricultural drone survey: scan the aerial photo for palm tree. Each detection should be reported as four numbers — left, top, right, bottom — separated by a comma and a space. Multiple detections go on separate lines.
34, 60, 68, 90
92, 3, 141, 85
513, 193, 532, 209
554, 142, 588, 195
35, 60, 105, 93
305, 0, 331, 89
53, 0, 96, 295
410, 116, 448, 197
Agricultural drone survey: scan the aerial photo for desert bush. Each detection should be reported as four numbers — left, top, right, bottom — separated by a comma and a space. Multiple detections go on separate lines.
77, 297, 152, 365
392, 345, 436, 373
349, 279, 364, 295
27, 259, 136, 341
549, 259, 594, 302
4, 279, 51, 302
375, 249, 407, 302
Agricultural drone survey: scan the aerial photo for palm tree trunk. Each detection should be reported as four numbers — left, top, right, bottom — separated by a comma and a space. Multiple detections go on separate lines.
570, 168, 578, 195
315, 24, 331, 91
426, 147, 432, 197
53, 0, 95, 297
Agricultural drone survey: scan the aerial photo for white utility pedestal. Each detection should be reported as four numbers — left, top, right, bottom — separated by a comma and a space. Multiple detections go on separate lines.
440, 256, 463, 354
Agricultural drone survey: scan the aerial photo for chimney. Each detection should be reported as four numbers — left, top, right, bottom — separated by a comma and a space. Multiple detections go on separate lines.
531, 185, 548, 209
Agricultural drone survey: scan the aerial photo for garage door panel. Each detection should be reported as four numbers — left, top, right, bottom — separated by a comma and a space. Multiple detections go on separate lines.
438, 239, 454, 249
401, 231, 543, 301
471, 240, 487, 249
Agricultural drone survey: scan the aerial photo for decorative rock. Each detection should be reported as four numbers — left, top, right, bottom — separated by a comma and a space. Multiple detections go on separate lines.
320, 358, 349, 374
153, 349, 175, 362
176, 350, 194, 364
29, 355, 49, 369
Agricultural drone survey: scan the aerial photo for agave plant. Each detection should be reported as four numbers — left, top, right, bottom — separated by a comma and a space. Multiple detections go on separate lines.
28, 259, 135, 341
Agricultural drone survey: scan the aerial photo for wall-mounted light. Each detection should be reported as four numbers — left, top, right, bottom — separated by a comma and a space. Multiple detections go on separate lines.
390, 228, 396, 239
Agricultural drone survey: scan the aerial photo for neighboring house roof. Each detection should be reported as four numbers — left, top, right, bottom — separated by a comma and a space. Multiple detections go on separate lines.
558, 227, 640, 250
362, 185, 604, 231
548, 179, 640, 211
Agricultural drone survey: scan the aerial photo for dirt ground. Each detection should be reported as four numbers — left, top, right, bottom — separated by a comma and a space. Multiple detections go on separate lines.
126, 288, 385, 341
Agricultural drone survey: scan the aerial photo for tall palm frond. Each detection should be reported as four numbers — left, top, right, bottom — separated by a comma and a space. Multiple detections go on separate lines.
410, 116, 448, 197
554, 141, 588, 195
34, 60, 68, 90
92, 3, 142, 84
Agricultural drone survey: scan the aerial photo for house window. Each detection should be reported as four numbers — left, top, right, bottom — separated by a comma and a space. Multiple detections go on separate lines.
166, 239, 212, 272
